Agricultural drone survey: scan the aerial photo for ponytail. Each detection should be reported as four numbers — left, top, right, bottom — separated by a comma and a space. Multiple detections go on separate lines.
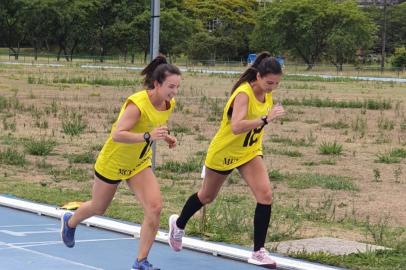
141, 55, 181, 89
230, 51, 282, 94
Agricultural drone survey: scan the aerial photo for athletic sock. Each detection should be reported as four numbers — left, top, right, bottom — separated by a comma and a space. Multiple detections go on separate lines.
176, 193, 204, 229
254, 203, 272, 251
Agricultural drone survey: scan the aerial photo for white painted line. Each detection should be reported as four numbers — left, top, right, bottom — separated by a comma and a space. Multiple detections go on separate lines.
1, 60, 404, 83
0, 195, 343, 270
0, 241, 103, 270
0, 228, 59, 236
0, 237, 134, 250
0, 61, 64, 67
0, 223, 57, 228
292, 73, 406, 83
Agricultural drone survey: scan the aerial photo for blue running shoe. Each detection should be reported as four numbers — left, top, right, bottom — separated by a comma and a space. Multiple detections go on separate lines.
60, 212, 76, 248
131, 258, 160, 270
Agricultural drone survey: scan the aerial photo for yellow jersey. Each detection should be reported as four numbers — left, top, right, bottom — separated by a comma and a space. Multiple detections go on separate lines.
205, 82, 273, 171
95, 90, 175, 180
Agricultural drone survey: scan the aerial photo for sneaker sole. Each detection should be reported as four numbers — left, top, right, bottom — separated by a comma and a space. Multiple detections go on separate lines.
247, 258, 276, 269
60, 212, 74, 248
168, 214, 181, 252
60, 212, 66, 244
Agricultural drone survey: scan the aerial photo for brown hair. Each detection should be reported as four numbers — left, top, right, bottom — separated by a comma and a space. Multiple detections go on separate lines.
141, 55, 181, 89
231, 51, 282, 94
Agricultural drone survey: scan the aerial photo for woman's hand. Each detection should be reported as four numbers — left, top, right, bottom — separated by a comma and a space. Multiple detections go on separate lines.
150, 126, 169, 141
267, 103, 285, 122
164, 134, 177, 149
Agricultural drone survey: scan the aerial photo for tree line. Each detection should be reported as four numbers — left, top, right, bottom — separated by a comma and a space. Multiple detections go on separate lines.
0, 0, 405, 69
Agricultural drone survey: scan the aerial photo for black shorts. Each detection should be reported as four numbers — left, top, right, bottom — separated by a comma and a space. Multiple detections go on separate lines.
206, 166, 234, 176
95, 170, 123, 185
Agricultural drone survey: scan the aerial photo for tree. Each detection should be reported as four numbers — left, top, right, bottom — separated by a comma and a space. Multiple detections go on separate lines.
364, 2, 406, 55
251, 0, 376, 70
51, 0, 98, 61
0, 0, 26, 59
109, 0, 148, 62
160, 8, 195, 61
324, 1, 376, 70
22, 0, 59, 60
130, 10, 150, 63
187, 31, 217, 62
184, 0, 257, 60
387, 2, 406, 49
392, 47, 406, 70
251, 0, 339, 69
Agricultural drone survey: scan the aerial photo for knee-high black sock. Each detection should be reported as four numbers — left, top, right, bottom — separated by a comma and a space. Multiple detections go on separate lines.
254, 203, 272, 251
176, 193, 204, 229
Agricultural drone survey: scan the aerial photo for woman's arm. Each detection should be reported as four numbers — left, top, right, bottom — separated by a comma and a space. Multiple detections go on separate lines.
230, 93, 264, 135
112, 102, 168, 143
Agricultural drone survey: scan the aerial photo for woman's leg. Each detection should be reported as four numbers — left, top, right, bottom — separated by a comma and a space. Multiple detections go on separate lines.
126, 167, 162, 261
68, 176, 119, 228
238, 156, 273, 249
177, 167, 228, 228
61, 176, 119, 248
239, 156, 276, 268
168, 167, 228, 251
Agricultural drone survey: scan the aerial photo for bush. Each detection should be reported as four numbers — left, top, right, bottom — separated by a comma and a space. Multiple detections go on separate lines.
392, 47, 406, 70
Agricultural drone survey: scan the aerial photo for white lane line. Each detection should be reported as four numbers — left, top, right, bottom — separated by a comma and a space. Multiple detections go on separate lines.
0, 241, 103, 270
0, 237, 134, 250
0, 228, 59, 236
0, 224, 57, 228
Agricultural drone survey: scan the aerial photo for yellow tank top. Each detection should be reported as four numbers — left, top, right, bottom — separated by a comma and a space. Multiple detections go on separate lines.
95, 90, 175, 180
205, 82, 273, 171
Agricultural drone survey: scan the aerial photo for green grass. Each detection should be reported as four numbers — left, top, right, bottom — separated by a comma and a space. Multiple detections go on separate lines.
65, 151, 95, 164
61, 112, 87, 136
287, 173, 356, 191
284, 74, 355, 82
322, 120, 349, 129
0, 148, 26, 166
267, 170, 356, 191
48, 167, 90, 182
270, 135, 313, 147
282, 97, 391, 110
269, 169, 285, 181
0, 95, 8, 112
0, 178, 403, 270
270, 148, 304, 157
171, 124, 192, 135
23, 137, 56, 156
290, 244, 406, 270
377, 115, 395, 130
28, 76, 141, 86
389, 148, 406, 158
157, 156, 202, 174
375, 148, 406, 163
319, 141, 343, 155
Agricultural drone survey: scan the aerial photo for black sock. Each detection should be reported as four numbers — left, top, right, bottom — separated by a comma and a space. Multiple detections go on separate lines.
176, 193, 204, 229
254, 203, 272, 252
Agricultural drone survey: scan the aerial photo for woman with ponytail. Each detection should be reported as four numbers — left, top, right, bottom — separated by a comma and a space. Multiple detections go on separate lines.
168, 52, 284, 269
61, 56, 181, 270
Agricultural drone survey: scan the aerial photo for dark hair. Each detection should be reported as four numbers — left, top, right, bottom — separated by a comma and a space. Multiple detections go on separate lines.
230, 51, 282, 94
141, 55, 181, 89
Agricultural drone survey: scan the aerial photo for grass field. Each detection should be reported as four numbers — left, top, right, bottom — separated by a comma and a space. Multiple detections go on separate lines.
0, 62, 405, 269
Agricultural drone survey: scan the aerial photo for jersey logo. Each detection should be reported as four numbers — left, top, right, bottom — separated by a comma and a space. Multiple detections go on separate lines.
118, 168, 134, 176
224, 157, 239, 165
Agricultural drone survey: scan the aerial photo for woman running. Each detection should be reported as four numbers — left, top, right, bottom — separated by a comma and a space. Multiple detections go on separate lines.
168, 52, 284, 269
61, 56, 181, 270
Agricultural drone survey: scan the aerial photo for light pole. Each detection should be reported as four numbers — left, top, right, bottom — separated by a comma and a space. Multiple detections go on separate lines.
150, 0, 160, 170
